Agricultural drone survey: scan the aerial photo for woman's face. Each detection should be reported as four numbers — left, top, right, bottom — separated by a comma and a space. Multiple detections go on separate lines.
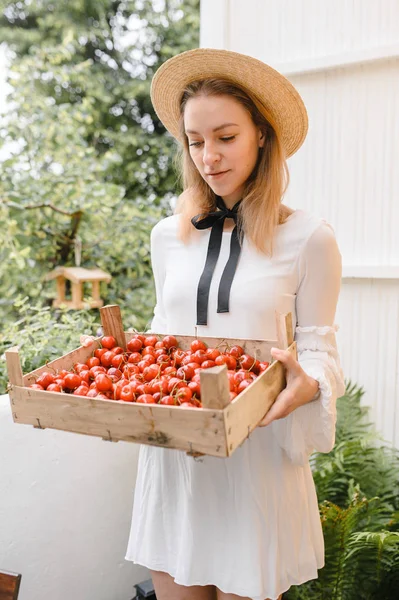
184, 94, 264, 207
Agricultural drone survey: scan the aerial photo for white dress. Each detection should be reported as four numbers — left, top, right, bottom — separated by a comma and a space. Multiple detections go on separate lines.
125, 209, 346, 600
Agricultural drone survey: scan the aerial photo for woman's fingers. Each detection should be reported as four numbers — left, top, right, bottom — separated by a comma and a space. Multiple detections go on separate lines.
258, 388, 294, 427
270, 347, 298, 370
80, 335, 96, 347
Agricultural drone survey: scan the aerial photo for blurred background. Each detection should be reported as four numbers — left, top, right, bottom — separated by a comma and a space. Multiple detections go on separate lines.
1, 1, 399, 599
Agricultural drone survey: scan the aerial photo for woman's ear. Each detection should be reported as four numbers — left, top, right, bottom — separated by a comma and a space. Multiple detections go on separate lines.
258, 130, 265, 148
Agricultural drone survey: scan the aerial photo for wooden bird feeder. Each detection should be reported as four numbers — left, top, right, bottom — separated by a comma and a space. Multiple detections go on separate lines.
45, 266, 112, 310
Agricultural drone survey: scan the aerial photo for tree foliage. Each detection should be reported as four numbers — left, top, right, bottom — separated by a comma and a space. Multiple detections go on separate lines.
0, 0, 199, 336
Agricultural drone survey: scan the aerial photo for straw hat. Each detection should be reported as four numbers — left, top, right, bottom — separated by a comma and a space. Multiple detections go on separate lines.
150, 48, 308, 158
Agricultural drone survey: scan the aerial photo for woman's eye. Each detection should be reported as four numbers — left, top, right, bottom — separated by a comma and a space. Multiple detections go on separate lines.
221, 136, 235, 142
189, 141, 203, 147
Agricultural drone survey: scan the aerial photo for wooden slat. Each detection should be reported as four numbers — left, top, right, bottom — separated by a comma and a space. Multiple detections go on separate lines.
225, 342, 297, 455
5, 348, 24, 387
71, 282, 82, 309
91, 280, 101, 302
275, 312, 294, 349
0, 570, 22, 600
100, 305, 126, 350
55, 275, 66, 303
63, 267, 111, 283
46, 267, 111, 283
200, 365, 231, 409
22, 340, 102, 386
8, 386, 228, 457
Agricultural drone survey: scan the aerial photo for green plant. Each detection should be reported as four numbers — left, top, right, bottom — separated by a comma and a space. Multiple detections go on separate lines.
285, 384, 399, 600
0, 297, 100, 393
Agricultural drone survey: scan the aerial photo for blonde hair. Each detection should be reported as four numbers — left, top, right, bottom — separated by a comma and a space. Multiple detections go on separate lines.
174, 78, 291, 256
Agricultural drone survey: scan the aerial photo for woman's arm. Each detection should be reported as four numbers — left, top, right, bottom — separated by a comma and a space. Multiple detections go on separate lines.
260, 221, 346, 465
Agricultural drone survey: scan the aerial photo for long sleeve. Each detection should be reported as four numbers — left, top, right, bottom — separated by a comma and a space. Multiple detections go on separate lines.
148, 221, 168, 334
271, 222, 346, 466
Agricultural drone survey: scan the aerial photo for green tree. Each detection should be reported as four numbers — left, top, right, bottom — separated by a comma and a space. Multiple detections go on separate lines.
0, 0, 199, 332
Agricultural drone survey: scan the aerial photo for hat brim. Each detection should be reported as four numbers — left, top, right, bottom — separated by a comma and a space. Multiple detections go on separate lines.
150, 48, 308, 158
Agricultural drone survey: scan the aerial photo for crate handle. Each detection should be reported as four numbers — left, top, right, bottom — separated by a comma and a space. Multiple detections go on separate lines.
200, 364, 231, 410
275, 311, 294, 350
100, 304, 126, 350
5, 347, 24, 387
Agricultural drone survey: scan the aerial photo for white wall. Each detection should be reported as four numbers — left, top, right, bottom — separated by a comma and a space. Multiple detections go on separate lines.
201, 0, 399, 447
0, 394, 149, 600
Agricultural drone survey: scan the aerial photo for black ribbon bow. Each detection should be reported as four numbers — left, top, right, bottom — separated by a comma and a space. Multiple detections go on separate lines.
191, 196, 243, 326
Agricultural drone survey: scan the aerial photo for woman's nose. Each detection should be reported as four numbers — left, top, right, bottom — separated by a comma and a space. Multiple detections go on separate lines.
202, 143, 221, 165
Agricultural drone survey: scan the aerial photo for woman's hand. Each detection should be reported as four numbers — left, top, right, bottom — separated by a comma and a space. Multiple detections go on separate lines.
258, 347, 320, 427
80, 335, 96, 348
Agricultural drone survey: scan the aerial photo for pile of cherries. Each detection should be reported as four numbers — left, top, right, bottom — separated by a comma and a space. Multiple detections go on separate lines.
29, 334, 270, 407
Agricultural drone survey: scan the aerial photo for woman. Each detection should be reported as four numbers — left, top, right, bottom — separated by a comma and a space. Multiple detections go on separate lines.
124, 49, 346, 600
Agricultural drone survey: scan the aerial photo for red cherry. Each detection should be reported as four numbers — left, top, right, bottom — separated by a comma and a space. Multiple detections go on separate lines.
159, 395, 176, 406
86, 388, 99, 398
128, 352, 142, 364
111, 354, 125, 369
95, 374, 113, 392
46, 383, 62, 392
176, 386, 193, 403
94, 348, 107, 360
143, 335, 158, 347
190, 339, 207, 352
120, 385, 135, 402
168, 377, 186, 394
162, 336, 178, 350
36, 372, 55, 389
113, 346, 124, 354
206, 348, 221, 361
188, 381, 201, 397
74, 363, 89, 373
136, 394, 156, 404
192, 350, 207, 364
73, 385, 89, 396
64, 373, 82, 390
176, 365, 195, 381
107, 368, 123, 382
127, 337, 143, 352
201, 360, 216, 369
101, 336, 117, 349
100, 351, 115, 368
224, 355, 237, 370
229, 345, 244, 359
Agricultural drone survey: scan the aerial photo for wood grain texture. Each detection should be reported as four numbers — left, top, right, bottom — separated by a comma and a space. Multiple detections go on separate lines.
5, 348, 24, 387
100, 305, 126, 350
200, 365, 231, 409
0, 570, 22, 600
275, 312, 294, 349
8, 386, 228, 457
7, 321, 297, 458
225, 342, 297, 455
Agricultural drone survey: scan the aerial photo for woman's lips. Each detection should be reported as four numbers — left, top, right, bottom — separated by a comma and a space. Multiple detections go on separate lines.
206, 170, 230, 180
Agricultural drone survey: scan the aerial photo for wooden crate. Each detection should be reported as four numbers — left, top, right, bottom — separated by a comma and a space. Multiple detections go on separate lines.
5, 305, 296, 458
